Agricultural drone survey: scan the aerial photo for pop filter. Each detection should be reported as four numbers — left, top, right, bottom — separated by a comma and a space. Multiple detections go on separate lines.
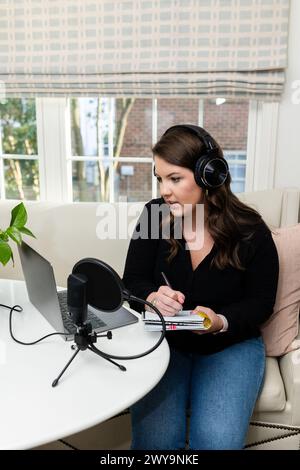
71, 257, 166, 362
72, 258, 127, 312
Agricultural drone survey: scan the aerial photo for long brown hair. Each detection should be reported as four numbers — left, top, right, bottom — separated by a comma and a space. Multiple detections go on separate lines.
152, 126, 265, 270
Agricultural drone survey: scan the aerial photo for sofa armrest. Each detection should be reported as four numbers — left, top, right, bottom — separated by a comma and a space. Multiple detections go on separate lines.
279, 343, 300, 426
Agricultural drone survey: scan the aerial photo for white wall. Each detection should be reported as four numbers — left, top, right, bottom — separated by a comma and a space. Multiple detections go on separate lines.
275, 0, 300, 188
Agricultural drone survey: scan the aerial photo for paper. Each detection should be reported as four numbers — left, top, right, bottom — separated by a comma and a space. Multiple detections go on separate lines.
143, 310, 212, 331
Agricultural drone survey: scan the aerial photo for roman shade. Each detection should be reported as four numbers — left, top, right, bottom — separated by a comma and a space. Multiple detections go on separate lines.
0, 0, 290, 100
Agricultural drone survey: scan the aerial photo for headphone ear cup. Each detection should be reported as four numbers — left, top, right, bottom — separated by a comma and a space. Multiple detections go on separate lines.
194, 155, 229, 189
194, 155, 209, 188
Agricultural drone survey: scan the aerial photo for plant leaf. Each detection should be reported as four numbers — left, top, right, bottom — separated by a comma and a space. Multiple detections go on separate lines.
6, 226, 22, 245
10, 202, 27, 228
0, 239, 12, 266
0, 231, 9, 242
19, 226, 36, 238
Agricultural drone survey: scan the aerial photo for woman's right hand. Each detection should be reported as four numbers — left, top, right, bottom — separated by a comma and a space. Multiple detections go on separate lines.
146, 286, 185, 316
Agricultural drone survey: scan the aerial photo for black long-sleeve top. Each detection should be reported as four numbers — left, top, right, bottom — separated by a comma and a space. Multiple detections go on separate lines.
122, 198, 279, 355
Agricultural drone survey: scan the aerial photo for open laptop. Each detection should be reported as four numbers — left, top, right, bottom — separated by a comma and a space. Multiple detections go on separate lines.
18, 241, 138, 341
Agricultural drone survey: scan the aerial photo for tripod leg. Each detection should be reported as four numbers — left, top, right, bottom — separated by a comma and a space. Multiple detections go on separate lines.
88, 344, 126, 371
52, 347, 81, 387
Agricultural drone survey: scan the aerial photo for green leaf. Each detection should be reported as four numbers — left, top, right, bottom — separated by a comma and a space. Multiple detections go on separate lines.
0, 239, 13, 266
10, 202, 27, 228
6, 226, 22, 245
19, 226, 36, 238
0, 231, 9, 242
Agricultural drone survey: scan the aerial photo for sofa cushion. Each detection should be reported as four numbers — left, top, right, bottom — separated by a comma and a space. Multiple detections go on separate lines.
254, 357, 286, 412
261, 224, 300, 357
238, 189, 283, 228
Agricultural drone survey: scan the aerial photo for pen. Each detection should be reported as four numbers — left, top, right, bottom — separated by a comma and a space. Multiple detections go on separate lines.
161, 271, 183, 312
161, 271, 172, 288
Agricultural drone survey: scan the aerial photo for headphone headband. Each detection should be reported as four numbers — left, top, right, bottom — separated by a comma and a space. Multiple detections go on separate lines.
164, 124, 214, 150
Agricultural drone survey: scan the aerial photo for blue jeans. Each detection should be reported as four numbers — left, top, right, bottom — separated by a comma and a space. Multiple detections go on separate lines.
130, 337, 265, 450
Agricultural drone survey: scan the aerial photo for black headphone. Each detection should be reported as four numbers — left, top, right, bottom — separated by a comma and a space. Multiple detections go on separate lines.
162, 124, 229, 189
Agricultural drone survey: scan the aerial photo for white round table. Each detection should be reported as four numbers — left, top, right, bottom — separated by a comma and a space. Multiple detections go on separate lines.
0, 279, 170, 450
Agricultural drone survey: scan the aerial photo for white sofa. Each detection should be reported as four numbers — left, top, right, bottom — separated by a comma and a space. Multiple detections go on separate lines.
1, 188, 300, 450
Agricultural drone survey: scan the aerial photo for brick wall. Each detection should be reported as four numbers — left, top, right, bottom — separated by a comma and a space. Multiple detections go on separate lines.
204, 100, 249, 150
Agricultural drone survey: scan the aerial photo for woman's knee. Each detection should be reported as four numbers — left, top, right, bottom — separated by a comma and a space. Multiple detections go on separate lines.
130, 394, 188, 450
189, 420, 246, 450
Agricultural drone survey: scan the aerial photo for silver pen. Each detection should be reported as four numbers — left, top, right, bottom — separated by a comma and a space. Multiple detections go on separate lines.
161, 272, 183, 312
161, 271, 172, 288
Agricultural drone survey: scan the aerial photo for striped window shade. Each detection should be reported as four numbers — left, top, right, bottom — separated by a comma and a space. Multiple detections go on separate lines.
0, 0, 290, 100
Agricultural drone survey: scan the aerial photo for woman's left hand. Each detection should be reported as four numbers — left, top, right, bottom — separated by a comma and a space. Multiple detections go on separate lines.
191, 306, 223, 335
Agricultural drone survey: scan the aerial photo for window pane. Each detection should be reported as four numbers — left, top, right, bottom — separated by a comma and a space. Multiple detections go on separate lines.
72, 160, 109, 202
157, 98, 199, 138
224, 151, 247, 193
230, 180, 246, 194
70, 98, 153, 159
115, 161, 152, 202
0, 98, 37, 155
228, 161, 246, 180
203, 99, 249, 193
70, 97, 110, 157
4, 159, 40, 200
115, 98, 152, 157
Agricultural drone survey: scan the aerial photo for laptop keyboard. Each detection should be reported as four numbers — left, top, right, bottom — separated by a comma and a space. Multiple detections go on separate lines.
57, 290, 107, 334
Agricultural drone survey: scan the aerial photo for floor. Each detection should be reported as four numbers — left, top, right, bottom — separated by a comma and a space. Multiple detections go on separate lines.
33, 414, 131, 450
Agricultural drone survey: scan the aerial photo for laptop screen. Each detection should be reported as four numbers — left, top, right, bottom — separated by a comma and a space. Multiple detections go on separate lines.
18, 242, 66, 333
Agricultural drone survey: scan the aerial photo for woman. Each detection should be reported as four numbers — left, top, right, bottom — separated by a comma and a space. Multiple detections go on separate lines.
122, 124, 279, 450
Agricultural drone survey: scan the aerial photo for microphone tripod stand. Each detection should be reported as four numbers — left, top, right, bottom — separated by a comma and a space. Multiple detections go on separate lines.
52, 322, 126, 387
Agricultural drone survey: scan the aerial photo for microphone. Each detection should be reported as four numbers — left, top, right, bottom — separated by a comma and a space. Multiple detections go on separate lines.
52, 258, 166, 387
67, 273, 88, 326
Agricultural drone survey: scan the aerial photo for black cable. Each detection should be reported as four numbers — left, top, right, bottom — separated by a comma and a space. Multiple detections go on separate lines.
0, 303, 22, 313
0, 303, 73, 345
83, 295, 167, 361
2, 296, 167, 360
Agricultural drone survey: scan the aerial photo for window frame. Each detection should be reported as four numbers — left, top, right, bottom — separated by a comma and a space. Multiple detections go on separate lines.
245, 101, 279, 192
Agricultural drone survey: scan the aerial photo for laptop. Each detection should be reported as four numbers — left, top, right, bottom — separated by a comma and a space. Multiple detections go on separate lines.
18, 241, 138, 341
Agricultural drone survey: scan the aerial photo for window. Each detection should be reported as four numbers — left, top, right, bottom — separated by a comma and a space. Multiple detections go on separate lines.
0, 99, 39, 200
70, 97, 154, 202
69, 97, 250, 202
1, 96, 273, 202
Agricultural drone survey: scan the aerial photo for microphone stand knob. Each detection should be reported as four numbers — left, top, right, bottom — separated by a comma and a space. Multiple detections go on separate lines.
97, 331, 113, 339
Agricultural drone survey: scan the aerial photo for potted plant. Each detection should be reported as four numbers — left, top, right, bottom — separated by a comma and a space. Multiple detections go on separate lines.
0, 202, 35, 266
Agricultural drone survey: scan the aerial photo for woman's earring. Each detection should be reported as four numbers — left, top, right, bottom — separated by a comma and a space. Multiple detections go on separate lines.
206, 189, 209, 197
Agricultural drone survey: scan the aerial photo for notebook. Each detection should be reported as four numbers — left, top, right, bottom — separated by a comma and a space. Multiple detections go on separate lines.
143, 310, 211, 331
18, 241, 138, 341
